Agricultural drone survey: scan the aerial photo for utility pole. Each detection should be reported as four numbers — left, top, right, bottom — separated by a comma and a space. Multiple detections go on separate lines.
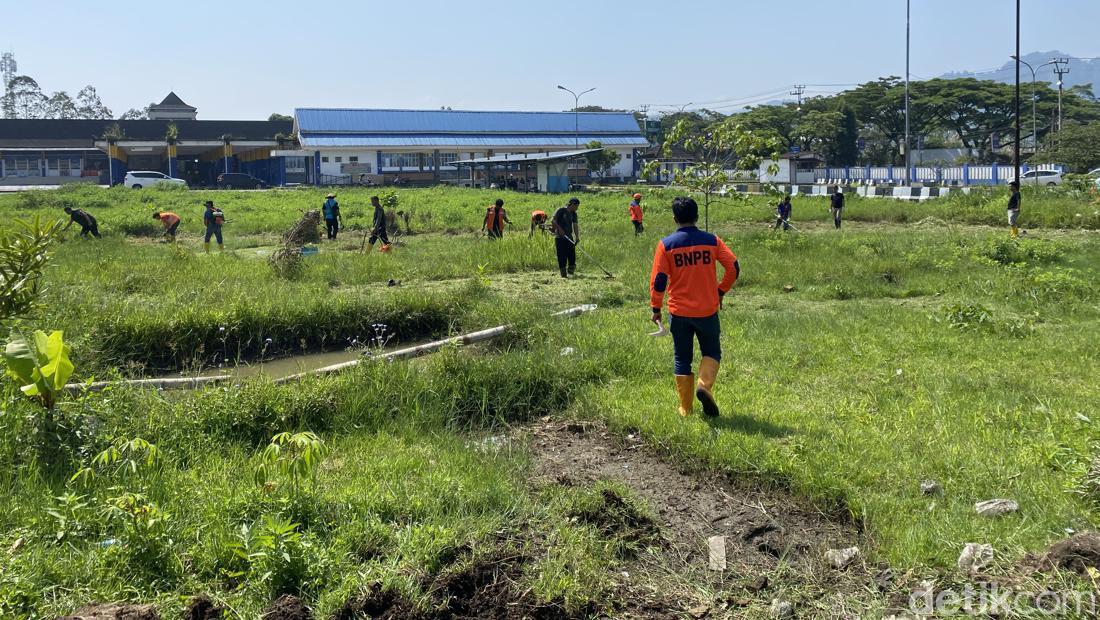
904, 0, 911, 186
1013, 0, 1020, 188
1050, 58, 1070, 133
790, 84, 805, 110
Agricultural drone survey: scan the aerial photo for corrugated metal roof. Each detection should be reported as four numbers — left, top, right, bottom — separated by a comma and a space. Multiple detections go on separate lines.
299, 134, 648, 148
295, 108, 643, 135
450, 149, 602, 165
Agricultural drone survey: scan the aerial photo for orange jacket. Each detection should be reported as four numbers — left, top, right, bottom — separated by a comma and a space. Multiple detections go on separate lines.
158, 212, 180, 227
629, 201, 643, 222
650, 226, 738, 318
531, 209, 547, 222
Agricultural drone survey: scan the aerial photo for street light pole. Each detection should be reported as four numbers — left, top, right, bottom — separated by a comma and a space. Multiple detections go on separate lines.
903, 0, 911, 186
1013, 0, 1020, 188
1013, 55, 1039, 187
557, 85, 596, 149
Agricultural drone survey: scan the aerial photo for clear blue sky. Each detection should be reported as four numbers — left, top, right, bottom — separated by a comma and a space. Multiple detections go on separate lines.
4, 0, 1098, 119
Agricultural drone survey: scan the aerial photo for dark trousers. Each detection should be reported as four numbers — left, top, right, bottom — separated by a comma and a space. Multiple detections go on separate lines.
632, 220, 644, 235
670, 313, 721, 375
325, 218, 339, 239
204, 224, 223, 244
831, 207, 842, 229
369, 228, 390, 245
81, 222, 101, 238
554, 237, 576, 276
774, 216, 790, 230
165, 221, 180, 238
487, 226, 503, 239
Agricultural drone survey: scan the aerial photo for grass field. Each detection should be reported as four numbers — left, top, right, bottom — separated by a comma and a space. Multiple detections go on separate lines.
1, 184, 1098, 618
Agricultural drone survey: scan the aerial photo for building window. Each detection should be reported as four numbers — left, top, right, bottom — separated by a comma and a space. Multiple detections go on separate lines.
321, 156, 329, 163
335, 156, 343, 163
3, 157, 39, 177
349, 156, 359, 163
381, 153, 422, 169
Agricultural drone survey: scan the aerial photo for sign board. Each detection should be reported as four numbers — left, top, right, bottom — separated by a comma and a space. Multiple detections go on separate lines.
991, 132, 1000, 149
788, 145, 801, 154
857, 138, 866, 151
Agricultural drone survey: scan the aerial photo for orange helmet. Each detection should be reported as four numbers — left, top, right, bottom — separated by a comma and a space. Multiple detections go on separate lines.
632, 193, 642, 200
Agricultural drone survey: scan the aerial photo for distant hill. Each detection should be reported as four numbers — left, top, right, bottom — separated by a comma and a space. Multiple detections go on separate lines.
941, 51, 1098, 97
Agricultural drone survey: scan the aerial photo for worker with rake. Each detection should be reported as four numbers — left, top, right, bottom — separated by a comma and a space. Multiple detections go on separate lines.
649, 197, 739, 418
773, 194, 793, 231
529, 209, 548, 237
482, 198, 511, 239
550, 197, 581, 278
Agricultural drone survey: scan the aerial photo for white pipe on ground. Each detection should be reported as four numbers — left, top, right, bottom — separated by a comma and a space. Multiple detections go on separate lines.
63, 305, 598, 394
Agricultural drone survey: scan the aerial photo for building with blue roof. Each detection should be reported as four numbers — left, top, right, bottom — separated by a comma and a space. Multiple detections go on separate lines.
286, 108, 648, 186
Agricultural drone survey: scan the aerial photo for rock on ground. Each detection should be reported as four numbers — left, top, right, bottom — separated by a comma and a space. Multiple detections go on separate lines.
769, 599, 794, 618
974, 499, 1018, 517
825, 546, 861, 570
958, 543, 994, 574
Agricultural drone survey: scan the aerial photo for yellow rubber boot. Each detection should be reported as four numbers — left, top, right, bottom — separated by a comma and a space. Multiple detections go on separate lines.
675, 374, 695, 417
203, 242, 210, 253
218, 243, 224, 252
696, 356, 720, 417
1010, 226, 1019, 238
365, 242, 375, 254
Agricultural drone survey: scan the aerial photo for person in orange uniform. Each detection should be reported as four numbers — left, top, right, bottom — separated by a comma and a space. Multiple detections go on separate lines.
153, 210, 181, 241
649, 197, 739, 417
629, 193, 644, 235
529, 209, 548, 237
482, 198, 511, 239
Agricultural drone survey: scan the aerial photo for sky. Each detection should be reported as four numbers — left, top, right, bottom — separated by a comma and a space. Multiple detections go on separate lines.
3, 0, 1099, 120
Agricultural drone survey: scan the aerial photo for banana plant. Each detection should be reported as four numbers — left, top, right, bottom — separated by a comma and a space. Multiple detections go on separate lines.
3, 329, 74, 409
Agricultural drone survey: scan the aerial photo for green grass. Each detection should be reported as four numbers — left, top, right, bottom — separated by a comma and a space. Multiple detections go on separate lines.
1, 184, 1098, 617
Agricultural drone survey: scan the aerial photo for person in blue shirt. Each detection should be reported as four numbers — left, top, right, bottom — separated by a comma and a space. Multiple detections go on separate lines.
202, 200, 225, 252
773, 194, 793, 231
322, 193, 342, 240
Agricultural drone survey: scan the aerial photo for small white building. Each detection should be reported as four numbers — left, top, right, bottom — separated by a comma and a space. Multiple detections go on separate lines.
288, 108, 648, 186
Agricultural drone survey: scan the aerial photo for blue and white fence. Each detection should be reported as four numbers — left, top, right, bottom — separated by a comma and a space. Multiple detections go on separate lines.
814, 163, 1063, 186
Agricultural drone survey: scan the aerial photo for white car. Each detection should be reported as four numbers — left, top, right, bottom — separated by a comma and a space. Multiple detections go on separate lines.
124, 171, 188, 189
1012, 169, 1063, 186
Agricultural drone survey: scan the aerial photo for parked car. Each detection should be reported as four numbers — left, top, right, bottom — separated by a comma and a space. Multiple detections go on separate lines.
1012, 169, 1063, 186
216, 173, 268, 189
124, 171, 188, 189
1086, 168, 1100, 178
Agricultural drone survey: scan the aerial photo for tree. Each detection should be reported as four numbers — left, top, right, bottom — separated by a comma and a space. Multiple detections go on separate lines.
1031, 121, 1100, 172
830, 105, 860, 165
734, 104, 800, 149
268, 113, 293, 122
74, 86, 112, 119
119, 103, 154, 120
583, 141, 622, 179
44, 91, 79, 119
7, 76, 46, 119
795, 110, 842, 153
643, 118, 781, 230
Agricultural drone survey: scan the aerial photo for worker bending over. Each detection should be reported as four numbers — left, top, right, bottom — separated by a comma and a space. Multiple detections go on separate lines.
203, 200, 225, 252
153, 211, 181, 241
529, 210, 548, 237
63, 206, 100, 238
629, 193, 644, 235
650, 197, 739, 417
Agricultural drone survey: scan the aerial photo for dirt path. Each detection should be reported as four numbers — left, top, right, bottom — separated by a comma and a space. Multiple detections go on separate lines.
516, 419, 892, 619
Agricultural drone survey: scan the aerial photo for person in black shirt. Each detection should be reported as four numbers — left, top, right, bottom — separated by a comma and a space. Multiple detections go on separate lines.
550, 197, 580, 278
773, 195, 792, 231
1007, 181, 1021, 238
829, 186, 845, 229
63, 207, 100, 238
366, 195, 391, 253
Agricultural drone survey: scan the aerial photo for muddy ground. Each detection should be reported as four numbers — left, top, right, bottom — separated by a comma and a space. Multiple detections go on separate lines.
515, 419, 891, 619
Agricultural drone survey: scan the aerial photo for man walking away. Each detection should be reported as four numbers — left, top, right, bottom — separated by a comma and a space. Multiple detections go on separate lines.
366, 195, 391, 253
63, 206, 100, 238
650, 197, 739, 418
203, 200, 225, 252
483, 199, 511, 239
529, 209, 548, 237
1007, 181, 1021, 238
322, 193, 342, 240
629, 193, 644, 235
550, 197, 580, 278
153, 211, 181, 241
829, 186, 845, 230
774, 194, 792, 231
